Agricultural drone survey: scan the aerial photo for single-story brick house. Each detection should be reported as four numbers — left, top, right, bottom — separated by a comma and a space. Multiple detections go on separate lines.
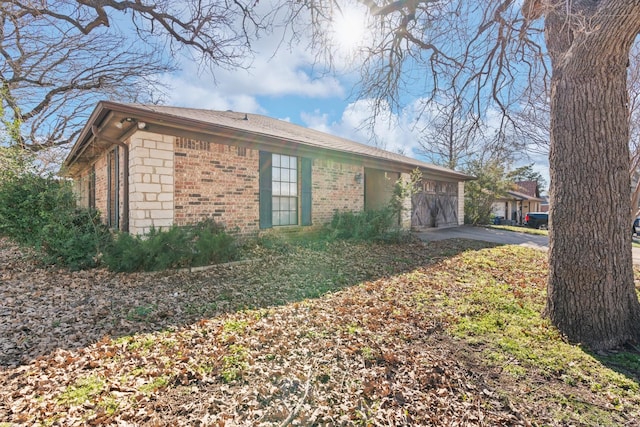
62, 102, 473, 236
491, 180, 544, 225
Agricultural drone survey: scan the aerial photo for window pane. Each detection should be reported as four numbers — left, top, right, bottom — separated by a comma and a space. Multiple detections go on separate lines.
289, 211, 298, 225
271, 154, 299, 226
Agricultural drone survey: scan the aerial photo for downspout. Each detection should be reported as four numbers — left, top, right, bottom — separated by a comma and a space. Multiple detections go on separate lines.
91, 125, 129, 233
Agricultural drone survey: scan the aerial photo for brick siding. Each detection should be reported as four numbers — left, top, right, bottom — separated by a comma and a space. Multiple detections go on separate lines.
72, 131, 417, 236
72, 152, 114, 224
400, 172, 412, 229
173, 137, 259, 236
311, 158, 364, 225
458, 181, 465, 225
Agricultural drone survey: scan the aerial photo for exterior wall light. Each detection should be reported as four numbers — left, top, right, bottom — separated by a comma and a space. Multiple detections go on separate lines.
354, 172, 363, 184
115, 117, 135, 129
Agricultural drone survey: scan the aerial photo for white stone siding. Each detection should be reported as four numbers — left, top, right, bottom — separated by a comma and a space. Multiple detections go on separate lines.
129, 131, 175, 235
458, 181, 465, 225
400, 172, 412, 230
73, 176, 89, 207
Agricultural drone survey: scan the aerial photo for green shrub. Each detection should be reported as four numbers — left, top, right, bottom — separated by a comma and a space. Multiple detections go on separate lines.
102, 232, 148, 272
103, 219, 238, 272
0, 173, 112, 269
328, 208, 398, 241
0, 174, 74, 246
40, 208, 112, 270
0, 145, 36, 183
191, 220, 237, 266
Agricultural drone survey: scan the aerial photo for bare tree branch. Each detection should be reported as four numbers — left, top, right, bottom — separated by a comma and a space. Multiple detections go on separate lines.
0, 0, 279, 150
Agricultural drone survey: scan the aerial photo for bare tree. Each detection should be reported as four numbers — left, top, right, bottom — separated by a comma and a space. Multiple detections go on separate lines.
417, 91, 532, 170
295, 0, 640, 350
4, 0, 640, 349
0, 0, 272, 150
627, 45, 640, 222
415, 91, 482, 170
513, 44, 640, 225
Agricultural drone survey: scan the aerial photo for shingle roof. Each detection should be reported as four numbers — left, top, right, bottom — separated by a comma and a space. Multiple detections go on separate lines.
117, 103, 472, 180
515, 180, 539, 198
506, 189, 542, 201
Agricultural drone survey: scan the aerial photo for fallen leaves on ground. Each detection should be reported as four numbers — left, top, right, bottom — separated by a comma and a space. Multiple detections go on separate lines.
1, 237, 638, 426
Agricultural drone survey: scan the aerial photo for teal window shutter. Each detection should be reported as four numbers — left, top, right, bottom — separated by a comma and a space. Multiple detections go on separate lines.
301, 157, 312, 226
259, 151, 272, 229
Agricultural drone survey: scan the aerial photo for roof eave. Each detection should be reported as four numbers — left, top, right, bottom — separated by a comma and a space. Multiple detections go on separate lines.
63, 102, 475, 181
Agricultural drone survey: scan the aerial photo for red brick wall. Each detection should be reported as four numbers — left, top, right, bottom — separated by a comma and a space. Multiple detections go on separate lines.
74, 136, 368, 236
73, 148, 125, 229
311, 158, 364, 225
173, 137, 260, 236
173, 143, 365, 234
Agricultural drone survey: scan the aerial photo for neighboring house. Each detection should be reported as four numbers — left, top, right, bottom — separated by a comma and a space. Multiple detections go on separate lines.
62, 102, 473, 236
492, 180, 544, 225
539, 195, 550, 213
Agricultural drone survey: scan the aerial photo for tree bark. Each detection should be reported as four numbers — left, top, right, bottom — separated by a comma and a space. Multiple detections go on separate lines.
545, 2, 640, 350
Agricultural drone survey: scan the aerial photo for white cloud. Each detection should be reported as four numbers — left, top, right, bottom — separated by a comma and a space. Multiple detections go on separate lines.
158, 5, 346, 111
158, 75, 266, 113
160, 57, 344, 112
300, 99, 426, 158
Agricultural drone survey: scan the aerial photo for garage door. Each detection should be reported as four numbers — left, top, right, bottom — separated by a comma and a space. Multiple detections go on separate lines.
411, 180, 458, 228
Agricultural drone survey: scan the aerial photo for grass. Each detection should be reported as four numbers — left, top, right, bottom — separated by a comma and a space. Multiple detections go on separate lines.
2, 239, 639, 425
138, 376, 171, 394
426, 246, 639, 424
58, 376, 106, 405
486, 224, 549, 235
221, 344, 249, 382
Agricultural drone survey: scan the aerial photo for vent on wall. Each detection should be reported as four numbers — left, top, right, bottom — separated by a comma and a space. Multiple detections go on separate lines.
176, 137, 211, 152
237, 146, 247, 157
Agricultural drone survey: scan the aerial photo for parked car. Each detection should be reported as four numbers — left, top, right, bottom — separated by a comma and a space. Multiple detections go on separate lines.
524, 212, 548, 229
633, 218, 640, 236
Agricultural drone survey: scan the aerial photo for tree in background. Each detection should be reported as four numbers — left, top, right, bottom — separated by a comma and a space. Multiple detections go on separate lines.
295, 0, 640, 350
507, 163, 547, 194
416, 89, 483, 170
0, 1, 273, 151
463, 159, 512, 225
4, 0, 640, 350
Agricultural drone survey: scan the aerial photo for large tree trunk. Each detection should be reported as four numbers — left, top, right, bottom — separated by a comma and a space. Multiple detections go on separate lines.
545, 3, 640, 350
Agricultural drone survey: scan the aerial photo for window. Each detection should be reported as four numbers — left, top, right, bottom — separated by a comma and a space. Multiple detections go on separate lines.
88, 165, 96, 210
107, 147, 119, 229
272, 154, 298, 226
259, 152, 311, 229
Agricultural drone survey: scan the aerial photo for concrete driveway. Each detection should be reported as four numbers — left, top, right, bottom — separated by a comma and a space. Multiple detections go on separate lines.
415, 225, 640, 265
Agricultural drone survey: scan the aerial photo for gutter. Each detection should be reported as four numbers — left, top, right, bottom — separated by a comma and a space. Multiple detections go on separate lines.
91, 101, 475, 181
90, 125, 129, 233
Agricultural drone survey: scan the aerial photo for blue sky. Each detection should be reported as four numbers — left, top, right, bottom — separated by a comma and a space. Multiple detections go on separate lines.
154, 2, 550, 187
